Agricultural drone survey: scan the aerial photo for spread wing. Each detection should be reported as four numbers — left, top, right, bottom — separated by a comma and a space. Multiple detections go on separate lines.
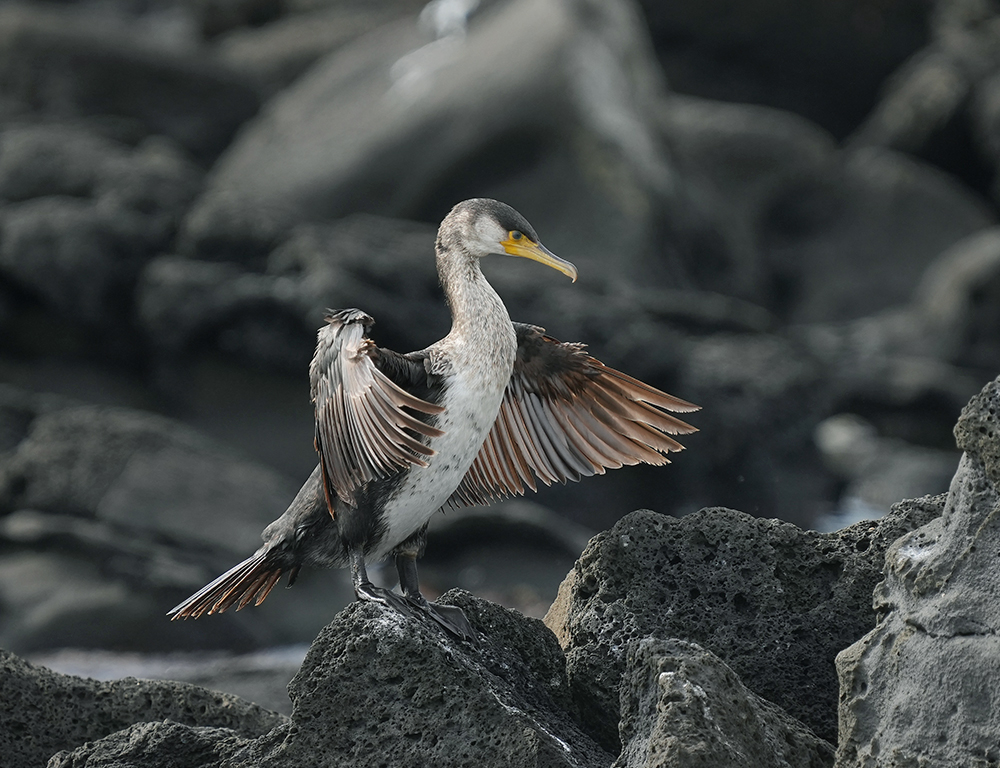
311, 309, 444, 507
448, 323, 699, 507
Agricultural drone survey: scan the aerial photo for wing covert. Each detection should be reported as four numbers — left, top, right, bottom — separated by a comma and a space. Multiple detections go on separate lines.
449, 323, 699, 507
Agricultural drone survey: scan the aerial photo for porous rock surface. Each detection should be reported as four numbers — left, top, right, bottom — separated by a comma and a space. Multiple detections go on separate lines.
835, 374, 1000, 767
0, 649, 284, 768
10, 484, 946, 768
43, 592, 615, 768
545, 499, 945, 750
615, 638, 834, 768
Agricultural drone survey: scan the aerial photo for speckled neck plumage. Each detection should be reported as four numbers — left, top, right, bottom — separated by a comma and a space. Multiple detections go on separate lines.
435, 217, 517, 373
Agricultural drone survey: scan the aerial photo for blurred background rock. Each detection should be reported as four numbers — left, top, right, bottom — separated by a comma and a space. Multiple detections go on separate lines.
0, 0, 995, 685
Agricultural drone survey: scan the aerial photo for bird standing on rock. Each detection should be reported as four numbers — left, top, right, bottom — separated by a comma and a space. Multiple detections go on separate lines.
169, 198, 699, 640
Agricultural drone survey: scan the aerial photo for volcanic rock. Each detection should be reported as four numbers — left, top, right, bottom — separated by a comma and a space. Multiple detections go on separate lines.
615, 638, 834, 768
1, 649, 283, 768
835, 374, 1000, 767
545, 499, 945, 750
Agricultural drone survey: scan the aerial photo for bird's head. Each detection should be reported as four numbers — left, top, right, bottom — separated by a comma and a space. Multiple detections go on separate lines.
441, 199, 578, 282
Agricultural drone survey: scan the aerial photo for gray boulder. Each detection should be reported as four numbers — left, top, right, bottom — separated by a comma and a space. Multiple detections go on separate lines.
138, 214, 445, 366
214, 0, 426, 97
615, 638, 833, 768
655, 95, 993, 326
41, 591, 615, 768
0, 383, 353, 653
0, 124, 201, 218
656, 95, 838, 302
1, 197, 157, 330
184, 0, 678, 275
835, 374, 1000, 767
0, 4, 259, 162
0, 648, 284, 768
544, 499, 945, 751
49, 721, 248, 768
0, 124, 202, 336
0, 388, 295, 551
762, 146, 993, 324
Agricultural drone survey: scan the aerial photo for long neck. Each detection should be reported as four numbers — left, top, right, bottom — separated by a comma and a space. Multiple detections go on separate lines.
437, 247, 510, 340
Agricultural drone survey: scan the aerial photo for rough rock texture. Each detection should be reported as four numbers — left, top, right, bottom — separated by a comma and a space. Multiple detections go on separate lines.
39, 591, 615, 768
244, 592, 609, 767
615, 638, 834, 768
835, 375, 1000, 767
545, 500, 945, 750
48, 721, 248, 768
0, 649, 284, 768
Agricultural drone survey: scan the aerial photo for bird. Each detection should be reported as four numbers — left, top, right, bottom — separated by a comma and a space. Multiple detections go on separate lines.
168, 198, 699, 640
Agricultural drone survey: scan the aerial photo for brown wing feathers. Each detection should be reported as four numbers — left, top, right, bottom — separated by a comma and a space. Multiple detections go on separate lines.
449, 324, 698, 507
311, 310, 444, 505
171, 313, 698, 618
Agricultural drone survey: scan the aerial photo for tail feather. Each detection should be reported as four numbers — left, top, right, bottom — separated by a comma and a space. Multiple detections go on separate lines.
236, 568, 282, 612
168, 550, 287, 619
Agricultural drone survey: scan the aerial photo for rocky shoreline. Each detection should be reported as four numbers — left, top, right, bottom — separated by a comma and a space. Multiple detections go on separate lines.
3, 374, 997, 766
2, 0, 1000, 765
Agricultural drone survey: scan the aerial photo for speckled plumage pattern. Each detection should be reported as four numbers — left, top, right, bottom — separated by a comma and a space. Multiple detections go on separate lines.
168, 199, 697, 631
369, 251, 517, 558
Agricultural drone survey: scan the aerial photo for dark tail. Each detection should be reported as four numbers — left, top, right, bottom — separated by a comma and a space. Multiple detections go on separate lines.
168, 550, 299, 619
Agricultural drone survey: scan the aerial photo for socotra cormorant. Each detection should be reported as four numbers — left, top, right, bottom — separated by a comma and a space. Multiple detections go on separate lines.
168, 198, 699, 640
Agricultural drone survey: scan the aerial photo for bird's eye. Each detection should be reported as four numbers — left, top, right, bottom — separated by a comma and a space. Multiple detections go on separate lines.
510, 231, 523, 241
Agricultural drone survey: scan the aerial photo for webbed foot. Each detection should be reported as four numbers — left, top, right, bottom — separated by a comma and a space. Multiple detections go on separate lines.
354, 581, 477, 642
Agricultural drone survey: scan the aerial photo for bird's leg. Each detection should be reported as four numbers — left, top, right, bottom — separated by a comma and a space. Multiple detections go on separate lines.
349, 544, 475, 643
394, 550, 476, 642
348, 548, 381, 601
349, 546, 419, 614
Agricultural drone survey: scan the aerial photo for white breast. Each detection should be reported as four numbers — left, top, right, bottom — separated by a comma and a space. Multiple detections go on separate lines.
369, 355, 511, 560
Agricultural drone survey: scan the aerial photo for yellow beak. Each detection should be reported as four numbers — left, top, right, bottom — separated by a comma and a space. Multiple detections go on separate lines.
501, 237, 578, 283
